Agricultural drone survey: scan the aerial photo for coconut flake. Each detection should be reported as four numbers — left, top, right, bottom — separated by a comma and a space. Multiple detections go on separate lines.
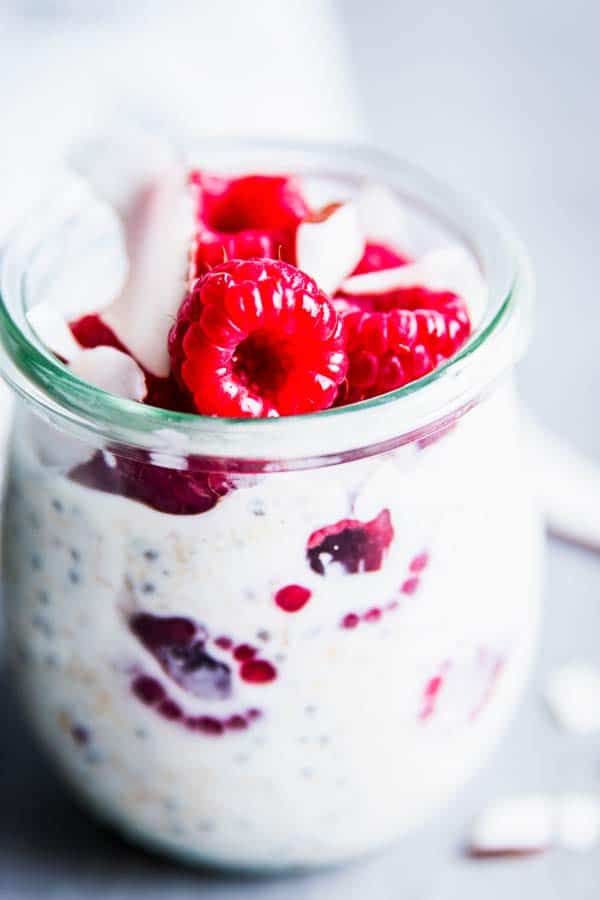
545, 661, 600, 735
70, 133, 194, 378
27, 303, 82, 361
295, 202, 364, 295
556, 793, 600, 852
69, 346, 147, 401
101, 169, 194, 377
468, 794, 555, 858
358, 182, 410, 254
341, 246, 487, 327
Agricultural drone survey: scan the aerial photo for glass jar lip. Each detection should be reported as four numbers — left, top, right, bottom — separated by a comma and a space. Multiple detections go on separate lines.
0, 137, 533, 468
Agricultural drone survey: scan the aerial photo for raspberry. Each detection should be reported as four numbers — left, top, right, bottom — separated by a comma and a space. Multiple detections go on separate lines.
191, 172, 308, 276
336, 286, 471, 402
169, 259, 348, 417
70, 314, 190, 411
352, 241, 409, 275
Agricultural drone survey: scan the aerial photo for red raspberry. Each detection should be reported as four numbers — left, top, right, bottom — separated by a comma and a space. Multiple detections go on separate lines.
336, 286, 471, 403
190, 173, 308, 277
169, 259, 348, 418
352, 241, 409, 275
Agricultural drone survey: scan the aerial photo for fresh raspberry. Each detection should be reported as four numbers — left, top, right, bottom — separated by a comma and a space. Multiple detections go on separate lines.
352, 241, 409, 275
335, 286, 471, 402
190, 173, 308, 276
169, 259, 348, 418
70, 314, 190, 411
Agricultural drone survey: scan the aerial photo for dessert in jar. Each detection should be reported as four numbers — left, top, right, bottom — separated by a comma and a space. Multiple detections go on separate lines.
0, 139, 540, 871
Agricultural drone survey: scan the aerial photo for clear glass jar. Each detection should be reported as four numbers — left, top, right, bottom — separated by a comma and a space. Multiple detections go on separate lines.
0, 140, 540, 872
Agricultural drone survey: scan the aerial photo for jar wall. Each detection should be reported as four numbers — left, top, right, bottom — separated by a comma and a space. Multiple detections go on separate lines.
1, 376, 542, 869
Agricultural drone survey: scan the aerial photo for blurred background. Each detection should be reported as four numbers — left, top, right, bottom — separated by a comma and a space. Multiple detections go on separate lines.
0, 2, 598, 898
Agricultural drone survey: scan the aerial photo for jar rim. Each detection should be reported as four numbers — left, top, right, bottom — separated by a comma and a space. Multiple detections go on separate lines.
0, 137, 533, 469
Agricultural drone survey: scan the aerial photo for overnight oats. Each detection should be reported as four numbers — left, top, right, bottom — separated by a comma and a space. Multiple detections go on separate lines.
0, 140, 540, 870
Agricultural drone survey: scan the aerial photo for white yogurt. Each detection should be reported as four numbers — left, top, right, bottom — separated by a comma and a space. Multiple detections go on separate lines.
2, 381, 542, 869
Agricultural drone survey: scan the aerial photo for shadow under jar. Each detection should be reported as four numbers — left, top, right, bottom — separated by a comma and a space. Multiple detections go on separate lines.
0, 140, 541, 872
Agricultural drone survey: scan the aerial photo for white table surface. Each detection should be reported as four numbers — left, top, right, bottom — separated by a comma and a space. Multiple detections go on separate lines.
1, 1, 599, 897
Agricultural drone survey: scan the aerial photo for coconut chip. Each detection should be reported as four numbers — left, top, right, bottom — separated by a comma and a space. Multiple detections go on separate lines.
468, 794, 555, 858
295, 201, 364, 295
545, 661, 600, 735
69, 346, 147, 402
341, 245, 487, 328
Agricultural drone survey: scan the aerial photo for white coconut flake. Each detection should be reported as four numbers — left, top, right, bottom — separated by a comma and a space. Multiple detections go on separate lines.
469, 794, 555, 858
358, 182, 410, 255
556, 793, 600, 852
27, 303, 82, 361
295, 202, 364, 295
69, 346, 147, 402
101, 169, 194, 377
545, 661, 600, 735
70, 132, 193, 378
341, 246, 488, 328
470, 792, 600, 859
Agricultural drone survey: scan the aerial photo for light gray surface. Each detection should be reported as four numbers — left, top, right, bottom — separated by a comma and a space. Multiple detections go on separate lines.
1, 1, 600, 897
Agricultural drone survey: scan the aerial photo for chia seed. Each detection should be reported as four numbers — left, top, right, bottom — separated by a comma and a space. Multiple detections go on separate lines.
32, 614, 53, 638
85, 750, 102, 766
27, 512, 40, 530
250, 499, 265, 516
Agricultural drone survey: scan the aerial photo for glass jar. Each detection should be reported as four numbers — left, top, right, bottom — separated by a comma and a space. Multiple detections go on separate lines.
0, 140, 540, 872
